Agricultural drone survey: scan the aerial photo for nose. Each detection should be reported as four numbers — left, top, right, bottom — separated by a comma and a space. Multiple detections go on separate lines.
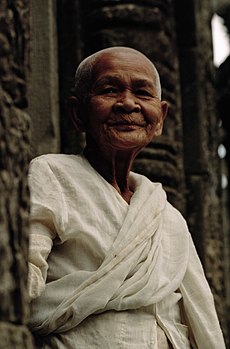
113, 90, 141, 113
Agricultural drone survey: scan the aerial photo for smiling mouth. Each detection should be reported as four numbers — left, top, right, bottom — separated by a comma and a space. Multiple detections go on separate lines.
108, 120, 146, 127
108, 122, 145, 132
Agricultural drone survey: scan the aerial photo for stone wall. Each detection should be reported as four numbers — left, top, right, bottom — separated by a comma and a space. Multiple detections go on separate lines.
0, 0, 34, 347
57, 0, 85, 155
174, 0, 228, 344
215, 1, 230, 343
27, 0, 60, 157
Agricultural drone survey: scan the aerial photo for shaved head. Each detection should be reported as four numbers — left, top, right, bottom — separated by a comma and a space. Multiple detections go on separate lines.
73, 47, 162, 102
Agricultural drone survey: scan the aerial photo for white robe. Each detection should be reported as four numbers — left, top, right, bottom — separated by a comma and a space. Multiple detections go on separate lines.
28, 154, 226, 349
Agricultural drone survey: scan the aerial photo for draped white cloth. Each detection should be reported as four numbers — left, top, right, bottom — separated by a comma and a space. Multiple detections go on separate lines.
28, 154, 226, 349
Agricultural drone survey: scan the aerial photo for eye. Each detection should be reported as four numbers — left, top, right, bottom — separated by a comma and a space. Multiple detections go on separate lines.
100, 87, 118, 95
135, 89, 153, 97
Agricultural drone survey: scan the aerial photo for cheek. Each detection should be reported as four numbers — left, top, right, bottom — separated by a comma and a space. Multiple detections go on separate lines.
144, 106, 162, 126
89, 97, 113, 116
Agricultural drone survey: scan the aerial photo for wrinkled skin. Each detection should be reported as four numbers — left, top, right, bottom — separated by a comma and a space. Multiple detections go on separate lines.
70, 49, 168, 203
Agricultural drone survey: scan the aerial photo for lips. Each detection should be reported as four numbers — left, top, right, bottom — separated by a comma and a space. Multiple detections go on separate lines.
107, 119, 146, 127
107, 120, 146, 132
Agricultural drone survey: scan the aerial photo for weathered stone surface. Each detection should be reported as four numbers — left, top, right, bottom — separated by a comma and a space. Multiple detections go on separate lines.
57, 0, 86, 155
27, 0, 60, 157
0, 322, 34, 349
216, 1, 230, 347
215, 3, 230, 341
86, 4, 167, 26
0, 94, 30, 323
174, 0, 228, 344
0, 0, 34, 347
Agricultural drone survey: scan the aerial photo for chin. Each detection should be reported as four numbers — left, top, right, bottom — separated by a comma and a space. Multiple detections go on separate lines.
108, 139, 149, 153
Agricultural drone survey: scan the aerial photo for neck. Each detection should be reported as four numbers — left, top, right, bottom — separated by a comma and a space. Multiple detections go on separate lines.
83, 145, 136, 204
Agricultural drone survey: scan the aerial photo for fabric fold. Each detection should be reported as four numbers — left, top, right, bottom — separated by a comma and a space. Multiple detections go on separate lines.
28, 154, 225, 349
32, 175, 189, 335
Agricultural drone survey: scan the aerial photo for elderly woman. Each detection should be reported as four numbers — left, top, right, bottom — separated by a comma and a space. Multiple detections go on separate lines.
28, 47, 225, 349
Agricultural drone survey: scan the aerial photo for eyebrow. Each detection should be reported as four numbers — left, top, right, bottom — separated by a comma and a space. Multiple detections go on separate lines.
93, 76, 155, 89
133, 79, 155, 89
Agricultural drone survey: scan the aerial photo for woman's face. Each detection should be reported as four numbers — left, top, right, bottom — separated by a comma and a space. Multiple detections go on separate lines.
79, 51, 168, 156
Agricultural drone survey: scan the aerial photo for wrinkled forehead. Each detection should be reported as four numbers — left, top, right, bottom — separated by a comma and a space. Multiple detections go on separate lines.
91, 50, 157, 82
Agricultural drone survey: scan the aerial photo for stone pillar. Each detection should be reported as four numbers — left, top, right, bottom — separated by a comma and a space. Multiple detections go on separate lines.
215, 2, 230, 344
57, 0, 85, 154
174, 0, 228, 343
27, 0, 60, 157
80, 0, 186, 213
0, 0, 34, 347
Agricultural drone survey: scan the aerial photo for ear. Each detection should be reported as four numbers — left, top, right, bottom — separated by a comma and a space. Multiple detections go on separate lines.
68, 96, 86, 132
155, 100, 168, 136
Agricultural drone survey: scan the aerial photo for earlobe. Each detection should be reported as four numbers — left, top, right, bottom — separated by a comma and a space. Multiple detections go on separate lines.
161, 100, 168, 121
155, 101, 168, 136
68, 96, 86, 132
155, 120, 164, 136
